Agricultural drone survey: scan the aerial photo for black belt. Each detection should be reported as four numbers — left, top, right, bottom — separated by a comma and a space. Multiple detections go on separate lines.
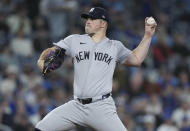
77, 93, 111, 105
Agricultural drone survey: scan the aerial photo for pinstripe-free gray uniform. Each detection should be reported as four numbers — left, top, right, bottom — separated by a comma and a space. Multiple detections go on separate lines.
36, 34, 132, 131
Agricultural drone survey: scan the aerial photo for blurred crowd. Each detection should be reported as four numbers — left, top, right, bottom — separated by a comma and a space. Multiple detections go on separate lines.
0, 0, 190, 131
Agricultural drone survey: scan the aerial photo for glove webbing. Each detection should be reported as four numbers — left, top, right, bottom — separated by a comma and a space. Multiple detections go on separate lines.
42, 56, 54, 76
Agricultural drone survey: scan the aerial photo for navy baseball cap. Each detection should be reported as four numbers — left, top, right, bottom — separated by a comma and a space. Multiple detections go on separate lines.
81, 7, 109, 22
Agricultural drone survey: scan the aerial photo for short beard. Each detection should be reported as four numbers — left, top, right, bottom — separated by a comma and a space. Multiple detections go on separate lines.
88, 33, 95, 37
85, 28, 95, 37
86, 30, 95, 37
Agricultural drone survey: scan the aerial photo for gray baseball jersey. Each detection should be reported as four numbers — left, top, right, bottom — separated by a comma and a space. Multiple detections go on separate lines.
53, 34, 132, 98
36, 34, 132, 131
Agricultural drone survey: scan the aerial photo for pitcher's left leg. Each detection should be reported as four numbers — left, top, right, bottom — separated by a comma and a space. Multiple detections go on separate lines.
86, 97, 127, 131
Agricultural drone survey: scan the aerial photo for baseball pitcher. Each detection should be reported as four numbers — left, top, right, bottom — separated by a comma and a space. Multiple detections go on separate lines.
35, 7, 157, 131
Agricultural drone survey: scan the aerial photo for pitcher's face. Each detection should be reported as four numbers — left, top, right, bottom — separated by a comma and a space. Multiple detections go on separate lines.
85, 18, 104, 35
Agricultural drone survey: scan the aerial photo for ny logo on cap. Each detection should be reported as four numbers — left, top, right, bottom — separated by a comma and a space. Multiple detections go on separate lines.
89, 8, 94, 12
102, 15, 105, 19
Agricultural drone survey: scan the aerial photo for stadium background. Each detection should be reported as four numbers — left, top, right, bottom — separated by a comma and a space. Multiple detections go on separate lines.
0, 0, 190, 131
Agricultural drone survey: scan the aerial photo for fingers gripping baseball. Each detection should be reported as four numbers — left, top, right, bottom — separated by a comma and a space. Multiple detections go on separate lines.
145, 17, 157, 37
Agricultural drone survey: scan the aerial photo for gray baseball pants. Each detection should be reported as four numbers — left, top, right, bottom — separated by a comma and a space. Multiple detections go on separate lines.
35, 97, 127, 131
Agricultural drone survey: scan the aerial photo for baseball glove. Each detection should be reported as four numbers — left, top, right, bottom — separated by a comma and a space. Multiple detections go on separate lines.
42, 47, 65, 77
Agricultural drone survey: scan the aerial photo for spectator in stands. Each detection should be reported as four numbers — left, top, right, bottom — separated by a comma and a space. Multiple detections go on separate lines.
6, 5, 31, 36
0, 64, 19, 97
39, 0, 78, 40
157, 117, 178, 131
10, 29, 34, 57
172, 100, 190, 128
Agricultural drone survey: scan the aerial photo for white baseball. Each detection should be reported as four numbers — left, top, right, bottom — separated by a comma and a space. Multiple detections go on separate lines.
147, 17, 155, 25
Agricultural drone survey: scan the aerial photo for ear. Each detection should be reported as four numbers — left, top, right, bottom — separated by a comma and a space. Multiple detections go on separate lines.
100, 20, 107, 28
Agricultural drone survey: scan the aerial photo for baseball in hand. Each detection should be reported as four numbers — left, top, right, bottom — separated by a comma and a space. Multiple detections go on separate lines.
147, 17, 156, 25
